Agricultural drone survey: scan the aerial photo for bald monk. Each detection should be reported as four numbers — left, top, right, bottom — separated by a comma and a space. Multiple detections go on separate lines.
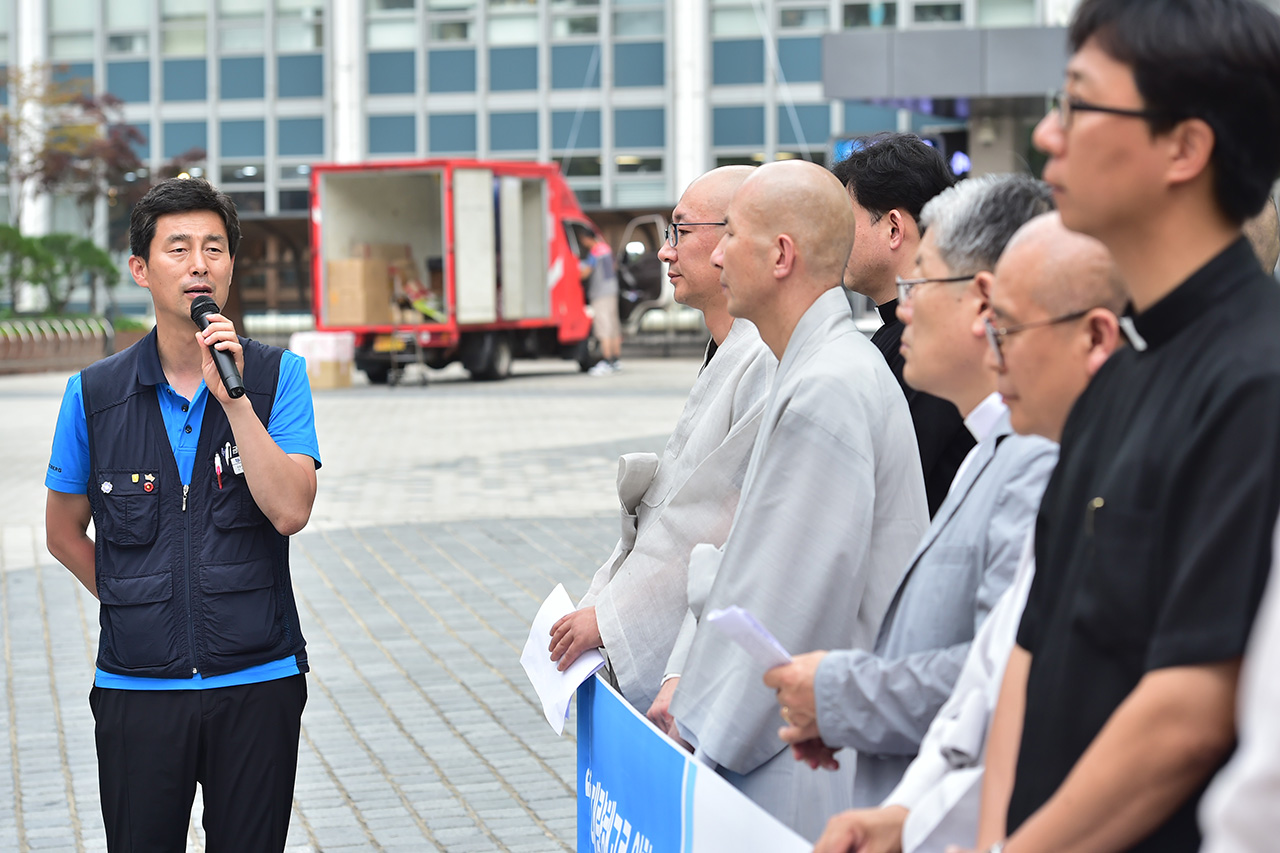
651, 160, 930, 840
549, 167, 776, 712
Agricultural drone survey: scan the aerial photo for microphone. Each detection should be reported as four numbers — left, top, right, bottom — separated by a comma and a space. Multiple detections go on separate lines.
190, 295, 246, 399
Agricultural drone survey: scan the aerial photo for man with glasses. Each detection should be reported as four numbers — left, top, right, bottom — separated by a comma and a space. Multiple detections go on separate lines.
662, 160, 928, 839
967, 3, 1280, 853
549, 167, 775, 714
764, 174, 1056, 815
810, 211, 1127, 853
832, 133, 971, 517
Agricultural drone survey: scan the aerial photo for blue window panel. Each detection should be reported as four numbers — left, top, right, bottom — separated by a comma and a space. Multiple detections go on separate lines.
777, 37, 821, 83
777, 105, 830, 147
429, 114, 476, 153
552, 110, 601, 149
278, 117, 324, 156
490, 47, 537, 92
614, 108, 664, 149
221, 120, 266, 158
843, 101, 899, 135
369, 115, 416, 155
614, 42, 663, 88
53, 62, 93, 96
551, 44, 601, 90
368, 51, 415, 95
712, 106, 764, 147
428, 49, 476, 93
126, 123, 150, 160
278, 54, 323, 98
489, 112, 538, 151
163, 58, 207, 102
0, 65, 6, 105
107, 61, 150, 103
164, 121, 207, 159
713, 39, 764, 85
221, 57, 264, 100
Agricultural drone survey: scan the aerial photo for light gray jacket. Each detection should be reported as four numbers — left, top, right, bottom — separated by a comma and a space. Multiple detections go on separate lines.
814, 407, 1058, 807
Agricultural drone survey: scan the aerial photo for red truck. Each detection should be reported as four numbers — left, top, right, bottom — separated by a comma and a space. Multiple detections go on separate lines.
310, 158, 606, 381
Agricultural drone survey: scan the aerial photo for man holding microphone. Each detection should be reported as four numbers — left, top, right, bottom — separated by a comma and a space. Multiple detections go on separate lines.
45, 177, 320, 852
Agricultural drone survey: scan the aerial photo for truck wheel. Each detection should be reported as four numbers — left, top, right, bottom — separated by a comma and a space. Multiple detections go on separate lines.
567, 336, 599, 372
357, 360, 391, 384
463, 332, 512, 381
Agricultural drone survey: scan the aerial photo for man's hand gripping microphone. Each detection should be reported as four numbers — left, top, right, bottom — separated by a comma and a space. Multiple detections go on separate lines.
190, 295, 246, 399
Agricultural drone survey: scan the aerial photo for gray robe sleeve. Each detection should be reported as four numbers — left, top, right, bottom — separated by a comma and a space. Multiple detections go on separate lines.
813, 440, 1058, 755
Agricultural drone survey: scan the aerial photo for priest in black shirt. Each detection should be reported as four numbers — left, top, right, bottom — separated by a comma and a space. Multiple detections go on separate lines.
968, 3, 1280, 853
831, 134, 972, 516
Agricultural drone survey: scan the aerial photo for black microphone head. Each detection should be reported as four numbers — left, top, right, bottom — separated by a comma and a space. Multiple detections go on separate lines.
190, 295, 219, 324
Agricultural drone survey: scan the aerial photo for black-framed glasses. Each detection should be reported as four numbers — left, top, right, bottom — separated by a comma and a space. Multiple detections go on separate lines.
664, 222, 726, 248
1051, 91, 1166, 131
983, 309, 1091, 369
896, 274, 976, 304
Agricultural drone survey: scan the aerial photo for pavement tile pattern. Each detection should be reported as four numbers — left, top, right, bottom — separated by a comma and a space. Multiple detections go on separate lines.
0, 357, 700, 851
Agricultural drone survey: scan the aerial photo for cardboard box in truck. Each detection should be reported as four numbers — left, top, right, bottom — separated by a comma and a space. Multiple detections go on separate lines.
327, 259, 394, 325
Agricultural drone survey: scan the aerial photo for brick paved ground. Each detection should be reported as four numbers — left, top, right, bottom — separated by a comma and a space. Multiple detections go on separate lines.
0, 357, 700, 852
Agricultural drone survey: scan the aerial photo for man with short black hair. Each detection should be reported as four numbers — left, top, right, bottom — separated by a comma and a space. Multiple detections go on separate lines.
831, 133, 970, 516
969, 2, 1280, 852
46, 177, 320, 852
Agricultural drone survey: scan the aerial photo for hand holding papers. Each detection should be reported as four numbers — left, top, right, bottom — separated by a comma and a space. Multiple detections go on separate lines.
705, 605, 792, 669
521, 584, 605, 735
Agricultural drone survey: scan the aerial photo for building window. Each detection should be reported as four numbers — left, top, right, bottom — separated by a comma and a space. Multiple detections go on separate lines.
107, 34, 150, 56
978, 0, 1036, 26
278, 0, 325, 52
221, 163, 267, 184
490, 112, 538, 152
163, 0, 208, 55
711, 5, 762, 37
278, 54, 324, 98
429, 113, 477, 153
779, 5, 829, 29
614, 42, 663, 87
427, 49, 477, 93
551, 44, 602, 89
913, 2, 963, 23
107, 3, 150, 29
843, 2, 897, 27
489, 0, 538, 45
222, 56, 265, 99
368, 115, 417, 155
552, 110, 601, 149
278, 117, 325, 156
221, 119, 267, 158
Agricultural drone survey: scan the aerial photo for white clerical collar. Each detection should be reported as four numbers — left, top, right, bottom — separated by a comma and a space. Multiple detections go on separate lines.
964, 392, 1007, 443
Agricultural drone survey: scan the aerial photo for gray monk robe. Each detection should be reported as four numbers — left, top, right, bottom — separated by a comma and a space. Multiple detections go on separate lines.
578, 318, 775, 711
812, 397, 1058, 808
667, 287, 930, 840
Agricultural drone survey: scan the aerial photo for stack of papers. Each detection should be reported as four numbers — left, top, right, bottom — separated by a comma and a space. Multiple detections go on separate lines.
520, 584, 606, 735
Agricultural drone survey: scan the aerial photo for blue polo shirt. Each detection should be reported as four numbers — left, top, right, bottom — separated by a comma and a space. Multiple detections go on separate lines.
47, 349, 321, 690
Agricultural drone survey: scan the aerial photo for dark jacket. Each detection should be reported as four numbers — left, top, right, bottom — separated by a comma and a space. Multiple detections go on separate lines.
82, 331, 308, 678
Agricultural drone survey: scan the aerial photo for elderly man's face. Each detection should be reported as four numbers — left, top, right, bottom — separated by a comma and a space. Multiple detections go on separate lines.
985, 252, 1094, 440
896, 229, 983, 400
658, 186, 728, 310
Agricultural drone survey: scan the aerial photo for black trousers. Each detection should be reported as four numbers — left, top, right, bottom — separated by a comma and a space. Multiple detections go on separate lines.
89, 674, 307, 853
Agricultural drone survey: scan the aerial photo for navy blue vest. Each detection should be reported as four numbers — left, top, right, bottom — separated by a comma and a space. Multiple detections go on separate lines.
82, 330, 308, 679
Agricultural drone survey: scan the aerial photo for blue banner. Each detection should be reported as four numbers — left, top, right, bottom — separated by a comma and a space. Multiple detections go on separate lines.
576, 675, 811, 853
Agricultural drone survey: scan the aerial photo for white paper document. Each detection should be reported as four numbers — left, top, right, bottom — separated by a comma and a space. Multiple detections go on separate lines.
705, 605, 793, 670
520, 583, 606, 735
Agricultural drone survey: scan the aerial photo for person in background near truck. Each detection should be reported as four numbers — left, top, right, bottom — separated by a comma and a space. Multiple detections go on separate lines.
580, 231, 623, 374
548, 166, 775, 713
44, 177, 320, 853
831, 133, 972, 518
